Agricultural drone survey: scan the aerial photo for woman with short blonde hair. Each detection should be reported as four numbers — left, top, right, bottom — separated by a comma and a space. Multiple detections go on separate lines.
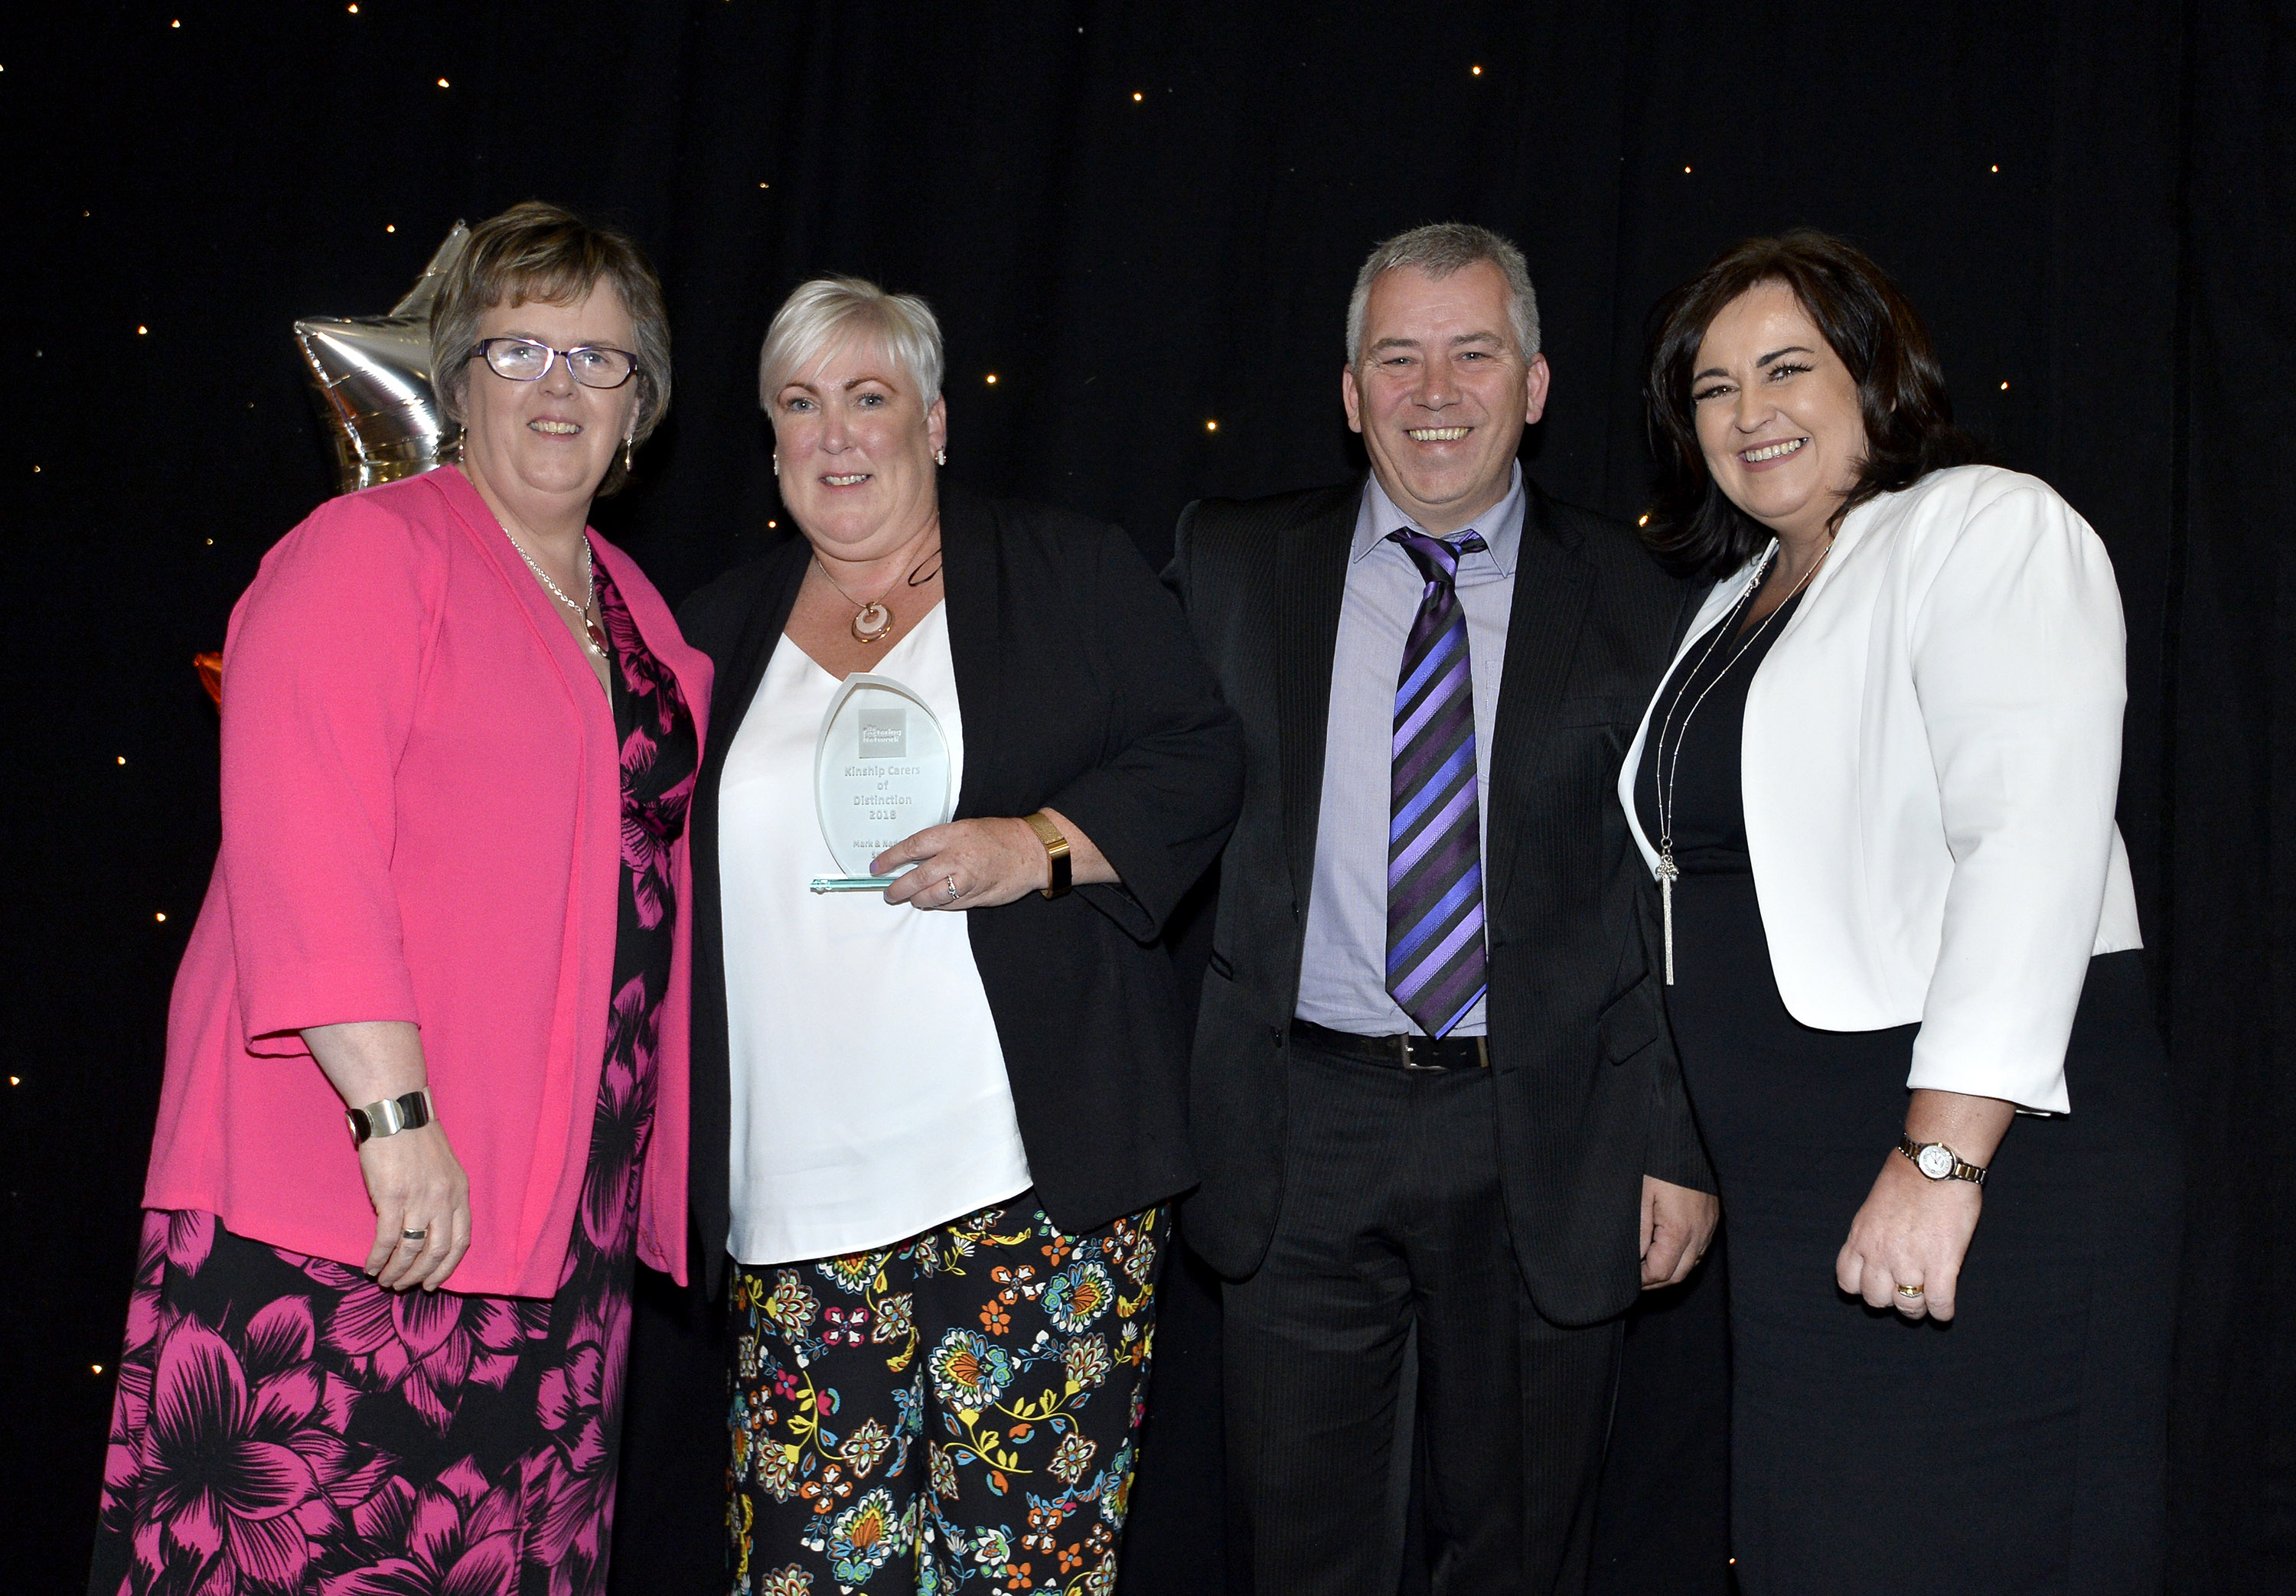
680, 273, 1242, 1594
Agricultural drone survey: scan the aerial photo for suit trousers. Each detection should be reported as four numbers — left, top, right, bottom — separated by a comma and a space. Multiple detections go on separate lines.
1221, 1031, 1623, 1594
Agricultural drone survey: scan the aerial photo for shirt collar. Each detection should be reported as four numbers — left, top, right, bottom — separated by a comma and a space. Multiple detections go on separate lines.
1352, 461, 1525, 577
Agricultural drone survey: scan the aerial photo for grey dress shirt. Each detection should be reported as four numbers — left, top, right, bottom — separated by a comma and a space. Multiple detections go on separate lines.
1294, 464, 1525, 1037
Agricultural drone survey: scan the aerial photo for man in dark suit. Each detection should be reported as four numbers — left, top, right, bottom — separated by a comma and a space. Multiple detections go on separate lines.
1165, 223, 1718, 1592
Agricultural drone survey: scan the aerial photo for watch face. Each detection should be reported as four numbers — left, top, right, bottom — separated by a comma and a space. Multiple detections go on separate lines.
1916, 1143, 1955, 1180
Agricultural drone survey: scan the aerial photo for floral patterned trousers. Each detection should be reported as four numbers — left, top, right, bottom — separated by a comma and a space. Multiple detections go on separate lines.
726, 1196, 1163, 1596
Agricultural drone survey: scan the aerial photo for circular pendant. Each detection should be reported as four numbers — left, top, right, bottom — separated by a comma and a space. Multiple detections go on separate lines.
851, 601, 893, 643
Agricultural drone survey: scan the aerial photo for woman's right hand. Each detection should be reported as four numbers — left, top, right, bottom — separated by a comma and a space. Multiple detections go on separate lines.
359, 1122, 471, 1291
302, 1021, 473, 1293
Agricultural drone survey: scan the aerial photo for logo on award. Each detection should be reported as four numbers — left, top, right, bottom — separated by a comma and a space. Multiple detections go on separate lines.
858, 708, 907, 758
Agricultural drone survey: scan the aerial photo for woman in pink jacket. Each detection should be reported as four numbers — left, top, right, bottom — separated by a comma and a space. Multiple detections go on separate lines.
90, 203, 711, 1596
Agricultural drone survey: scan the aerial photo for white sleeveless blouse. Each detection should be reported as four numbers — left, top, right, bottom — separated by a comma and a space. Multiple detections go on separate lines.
719, 604, 1032, 1265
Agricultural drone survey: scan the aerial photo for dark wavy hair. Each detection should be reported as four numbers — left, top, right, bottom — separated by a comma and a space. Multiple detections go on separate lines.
1639, 229, 1988, 580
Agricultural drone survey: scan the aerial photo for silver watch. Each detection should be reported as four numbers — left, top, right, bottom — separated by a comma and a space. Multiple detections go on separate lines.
1898, 1134, 1987, 1185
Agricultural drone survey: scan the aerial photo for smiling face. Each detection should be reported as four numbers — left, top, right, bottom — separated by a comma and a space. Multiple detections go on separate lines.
1342, 261, 1549, 535
1690, 280, 1868, 544
768, 335, 948, 562
458, 279, 641, 516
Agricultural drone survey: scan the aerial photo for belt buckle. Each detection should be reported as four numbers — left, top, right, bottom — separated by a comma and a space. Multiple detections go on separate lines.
1397, 1034, 1440, 1070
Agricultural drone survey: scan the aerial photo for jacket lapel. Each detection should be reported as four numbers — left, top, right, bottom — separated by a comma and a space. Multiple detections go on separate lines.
1484, 484, 1593, 917
939, 490, 1000, 819
699, 539, 809, 796
1277, 490, 1358, 909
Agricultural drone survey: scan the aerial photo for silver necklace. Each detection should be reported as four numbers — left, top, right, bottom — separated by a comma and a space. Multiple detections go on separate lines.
509, 533, 606, 659
1651, 537, 1832, 983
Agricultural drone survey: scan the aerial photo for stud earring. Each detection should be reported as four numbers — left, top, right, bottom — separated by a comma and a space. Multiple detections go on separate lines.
934, 448, 947, 467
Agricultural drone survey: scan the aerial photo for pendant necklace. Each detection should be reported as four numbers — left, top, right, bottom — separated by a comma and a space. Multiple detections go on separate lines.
1650, 536, 1831, 983
814, 545, 942, 644
509, 532, 608, 660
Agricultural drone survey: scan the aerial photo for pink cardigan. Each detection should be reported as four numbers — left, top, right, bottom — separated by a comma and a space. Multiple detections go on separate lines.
143, 467, 713, 1295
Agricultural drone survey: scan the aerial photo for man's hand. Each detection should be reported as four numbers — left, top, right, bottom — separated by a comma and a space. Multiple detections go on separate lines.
1640, 1174, 1719, 1289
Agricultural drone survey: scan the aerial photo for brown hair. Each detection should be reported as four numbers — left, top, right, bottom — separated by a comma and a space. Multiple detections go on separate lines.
1640, 229, 1988, 579
430, 200, 671, 496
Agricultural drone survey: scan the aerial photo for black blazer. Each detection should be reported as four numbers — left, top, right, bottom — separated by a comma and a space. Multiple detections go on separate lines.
678, 488, 1244, 1295
1165, 477, 1711, 1327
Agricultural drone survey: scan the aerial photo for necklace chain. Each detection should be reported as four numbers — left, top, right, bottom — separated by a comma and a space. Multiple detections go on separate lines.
507, 533, 605, 660
812, 544, 943, 644
1650, 536, 1833, 981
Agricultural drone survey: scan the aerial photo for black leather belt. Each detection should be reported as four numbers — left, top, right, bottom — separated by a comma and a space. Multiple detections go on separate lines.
1290, 1018, 1489, 1070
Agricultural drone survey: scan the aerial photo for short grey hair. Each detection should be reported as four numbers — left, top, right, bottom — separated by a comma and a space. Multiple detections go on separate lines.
758, 275, 946, 410
1345, 223, 1541, 367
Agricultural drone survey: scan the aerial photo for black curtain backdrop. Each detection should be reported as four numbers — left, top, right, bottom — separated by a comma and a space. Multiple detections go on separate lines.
6, 3, 2291, 1591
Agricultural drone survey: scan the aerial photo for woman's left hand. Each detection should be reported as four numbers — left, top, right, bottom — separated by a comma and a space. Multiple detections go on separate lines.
875, 818, 1053, 910
1837, 1088, 2014, 1321
1835, 1154, 1984, 1321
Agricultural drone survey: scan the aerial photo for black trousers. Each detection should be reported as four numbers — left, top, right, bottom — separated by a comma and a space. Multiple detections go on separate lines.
1222, 1034, 1622, 1594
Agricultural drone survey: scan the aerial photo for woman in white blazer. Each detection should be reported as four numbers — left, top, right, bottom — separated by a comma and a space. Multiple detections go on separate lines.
1620, 231, 2177, 1594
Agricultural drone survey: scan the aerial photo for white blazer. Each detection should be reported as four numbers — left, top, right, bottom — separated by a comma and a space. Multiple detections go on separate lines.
1619, 465, 2141, 1113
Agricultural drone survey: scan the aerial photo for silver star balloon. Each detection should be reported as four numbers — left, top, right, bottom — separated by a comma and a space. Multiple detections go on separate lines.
293, 222, 469, 493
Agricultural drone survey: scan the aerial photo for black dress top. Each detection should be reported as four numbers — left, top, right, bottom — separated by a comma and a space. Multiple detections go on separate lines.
1632, 585, 1802, 877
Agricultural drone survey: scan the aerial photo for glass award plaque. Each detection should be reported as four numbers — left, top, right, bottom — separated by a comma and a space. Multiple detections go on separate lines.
810, 673, 955, 892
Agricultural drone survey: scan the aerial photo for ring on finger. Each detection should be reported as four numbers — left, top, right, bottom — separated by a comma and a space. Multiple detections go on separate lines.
944, 875, 960, 903
1895, 1282, 1926, 1299
402, 1228, 428, 1242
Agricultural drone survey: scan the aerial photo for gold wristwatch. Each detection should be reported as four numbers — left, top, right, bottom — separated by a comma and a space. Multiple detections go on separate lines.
1022, 811, 1071, 899
1898, 1134, 1988, 1185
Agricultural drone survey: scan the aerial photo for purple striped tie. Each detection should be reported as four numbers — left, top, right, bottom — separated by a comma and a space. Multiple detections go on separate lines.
1387, 529, 1488, 1038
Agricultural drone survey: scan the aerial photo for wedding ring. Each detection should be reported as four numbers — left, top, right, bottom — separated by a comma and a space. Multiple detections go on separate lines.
402, 1229, 428, 1242
944, 875, 960, 903
1895, 1283, 1926, 1298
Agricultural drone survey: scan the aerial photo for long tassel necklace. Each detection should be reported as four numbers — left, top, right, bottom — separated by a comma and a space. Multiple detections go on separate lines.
814, 544, 944, 644
508, 532, 608, 659
1651, 536, 1832, 983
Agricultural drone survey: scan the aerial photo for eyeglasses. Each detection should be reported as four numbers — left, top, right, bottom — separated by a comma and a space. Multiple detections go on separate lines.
470, 337, 641, 390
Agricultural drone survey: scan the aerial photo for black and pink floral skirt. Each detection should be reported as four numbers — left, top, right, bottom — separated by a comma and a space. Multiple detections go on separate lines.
86, 1198, 641, 1596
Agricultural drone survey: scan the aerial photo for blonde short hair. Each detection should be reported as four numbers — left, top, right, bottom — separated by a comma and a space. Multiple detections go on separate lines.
758, 275, 945, 410
430, 200, 670, 497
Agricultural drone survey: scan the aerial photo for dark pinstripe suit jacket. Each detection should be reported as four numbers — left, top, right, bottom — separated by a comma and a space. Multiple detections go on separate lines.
1165, 476, 1712, 1327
